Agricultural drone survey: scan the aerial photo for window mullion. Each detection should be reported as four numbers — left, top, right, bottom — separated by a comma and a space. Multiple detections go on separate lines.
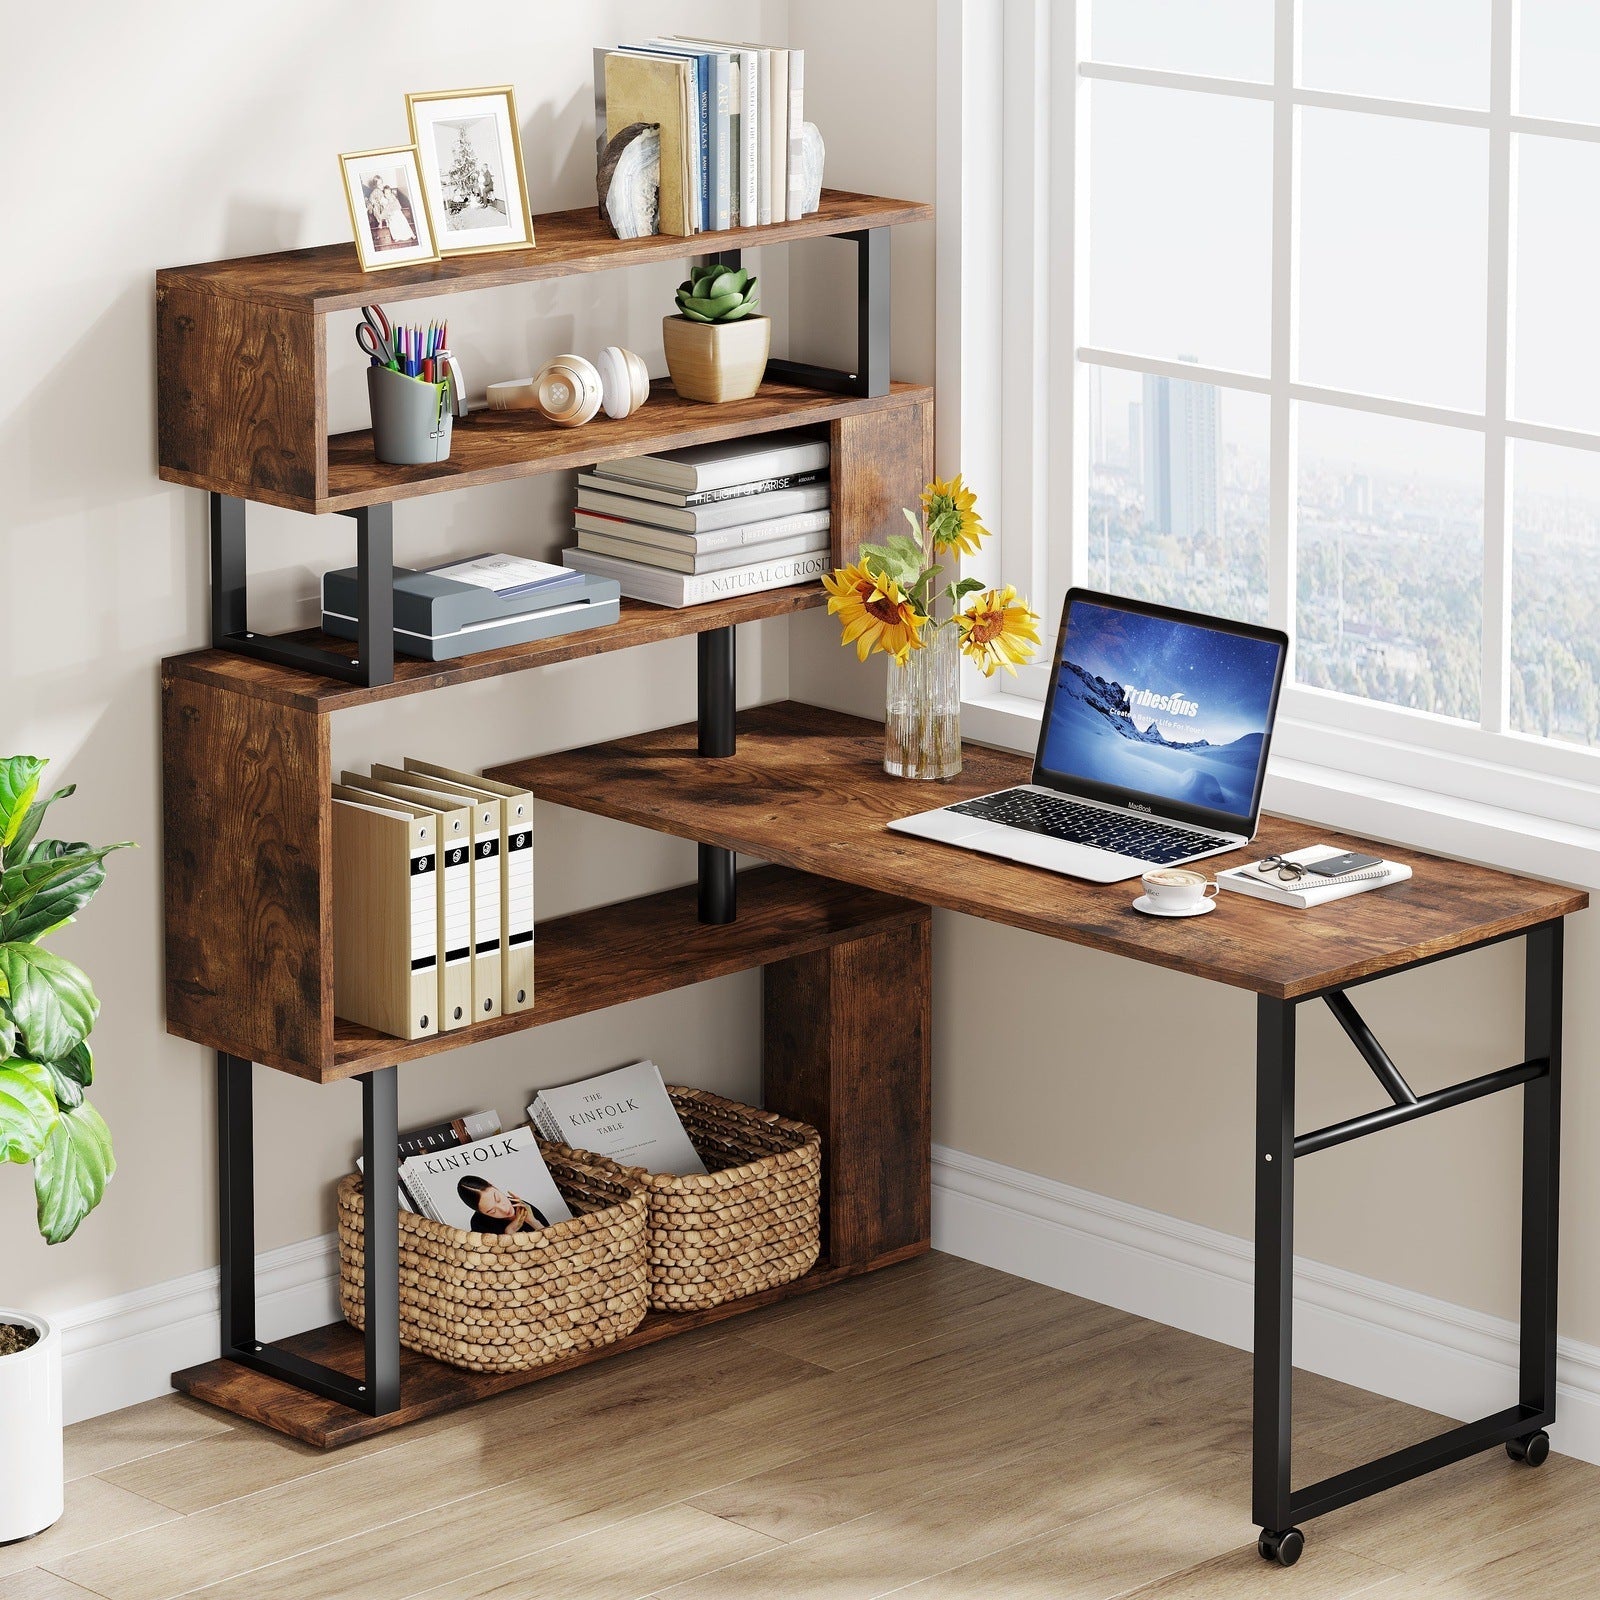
1267, 0, 1301, 663
1481, 0, 1517, 734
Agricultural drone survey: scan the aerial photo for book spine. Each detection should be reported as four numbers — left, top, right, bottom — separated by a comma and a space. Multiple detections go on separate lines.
696, 54, 712, 231
728, 54, 741, 226
684, 549, 828, 605
711, 53, 732, 231
740, 50, 760, 226
581, 467, 826, 506
755, 51, 772, 224
768, 50, 788, 229
575, 511, 743, 553
786, 49, 805, 221
687, 469, 827, 504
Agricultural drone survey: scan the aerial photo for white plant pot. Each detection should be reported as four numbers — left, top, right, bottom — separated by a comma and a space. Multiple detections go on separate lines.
0, 1310, 63, 1544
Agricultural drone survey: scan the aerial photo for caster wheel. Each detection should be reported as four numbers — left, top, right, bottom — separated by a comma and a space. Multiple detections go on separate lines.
1258, 1527, 1305, 1567
1507, 1430, 1550, 1466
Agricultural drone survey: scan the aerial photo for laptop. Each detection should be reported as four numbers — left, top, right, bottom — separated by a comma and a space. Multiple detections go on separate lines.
889, 589, 1289, 883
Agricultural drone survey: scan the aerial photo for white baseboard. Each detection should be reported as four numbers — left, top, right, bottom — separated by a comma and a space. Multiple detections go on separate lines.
54, 1235, 339, 1426
931, 1143, 1600, 1466
46, 1147, 1600, 1465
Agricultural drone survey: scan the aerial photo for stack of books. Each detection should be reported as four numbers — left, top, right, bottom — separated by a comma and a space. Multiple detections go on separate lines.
597, 37, 806, 235
562, 431, 832, 607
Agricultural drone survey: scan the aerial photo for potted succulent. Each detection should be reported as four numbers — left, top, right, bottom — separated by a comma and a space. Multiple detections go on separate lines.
0, 757, 128, 1544
662, 264, 769, 403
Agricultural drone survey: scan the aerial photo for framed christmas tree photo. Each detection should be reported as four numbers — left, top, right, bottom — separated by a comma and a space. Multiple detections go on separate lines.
407, 86, 534, 256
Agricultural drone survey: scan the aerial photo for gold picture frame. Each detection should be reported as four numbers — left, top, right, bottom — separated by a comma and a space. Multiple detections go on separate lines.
407, 86, 535, 257
340, 145, 440, 272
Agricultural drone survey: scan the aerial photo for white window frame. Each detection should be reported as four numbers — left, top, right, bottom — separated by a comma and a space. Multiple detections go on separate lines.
939, 0, 1600, 836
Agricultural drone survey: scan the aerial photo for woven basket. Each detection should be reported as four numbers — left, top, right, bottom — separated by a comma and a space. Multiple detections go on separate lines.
638, 1087, 821, 1312
337, 1143, 648, 1373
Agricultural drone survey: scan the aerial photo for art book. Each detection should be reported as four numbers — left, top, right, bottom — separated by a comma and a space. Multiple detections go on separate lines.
400, 1127, 573, 1234
529, 1060, 707, 1176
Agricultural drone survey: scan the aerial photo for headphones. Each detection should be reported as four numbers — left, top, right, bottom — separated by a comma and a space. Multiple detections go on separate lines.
485, 346, 651, 428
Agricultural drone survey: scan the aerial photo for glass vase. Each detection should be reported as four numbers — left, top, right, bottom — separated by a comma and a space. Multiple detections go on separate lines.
884, 623, 962, 780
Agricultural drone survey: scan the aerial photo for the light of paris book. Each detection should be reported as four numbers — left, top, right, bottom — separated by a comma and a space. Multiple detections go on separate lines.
529, 1061, 707, 1176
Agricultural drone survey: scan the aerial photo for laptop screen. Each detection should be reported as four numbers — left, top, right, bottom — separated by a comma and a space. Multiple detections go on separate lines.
1035, 592, 1288, 832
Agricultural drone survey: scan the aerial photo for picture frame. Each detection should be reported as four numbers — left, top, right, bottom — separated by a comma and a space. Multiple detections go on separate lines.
339, 145, 440, 272
407, 86, 535, 256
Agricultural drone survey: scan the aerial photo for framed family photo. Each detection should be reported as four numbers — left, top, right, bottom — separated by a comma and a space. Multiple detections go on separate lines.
340, 146, 439, 271
408, 87, 535, 256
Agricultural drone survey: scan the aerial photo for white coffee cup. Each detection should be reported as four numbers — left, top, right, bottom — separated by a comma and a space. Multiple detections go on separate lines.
1141, 867, 1220, 911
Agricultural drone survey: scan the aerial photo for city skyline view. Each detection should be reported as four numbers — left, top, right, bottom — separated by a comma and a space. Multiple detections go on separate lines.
1086, 368, 1600, 747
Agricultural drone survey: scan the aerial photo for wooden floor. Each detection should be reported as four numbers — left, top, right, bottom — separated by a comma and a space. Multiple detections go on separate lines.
10, 1253, 1599, 1599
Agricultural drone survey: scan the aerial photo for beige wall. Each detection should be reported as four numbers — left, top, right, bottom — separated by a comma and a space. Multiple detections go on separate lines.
2, 0, 790, 1315
788, 0, 1600, 1340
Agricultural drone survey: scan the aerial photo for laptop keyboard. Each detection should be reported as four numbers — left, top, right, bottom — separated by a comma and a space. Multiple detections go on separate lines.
947, 789, 1229, 865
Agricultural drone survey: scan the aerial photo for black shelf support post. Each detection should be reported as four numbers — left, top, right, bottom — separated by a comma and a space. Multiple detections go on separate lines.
208, 493, 395, 688
710, 228, 891, 398
214, 1051, 401, 1416
697, 624, 737, 925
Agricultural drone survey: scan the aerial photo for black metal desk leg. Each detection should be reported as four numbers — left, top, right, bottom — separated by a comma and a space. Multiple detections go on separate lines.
697, 625, 737, 924
361, 1067, 401, 1414
1253, 997, 1303, 1567
1513, 922, 1563, 1460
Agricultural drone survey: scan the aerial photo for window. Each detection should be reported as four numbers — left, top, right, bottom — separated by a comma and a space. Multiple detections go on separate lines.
953, 0, 1600, 818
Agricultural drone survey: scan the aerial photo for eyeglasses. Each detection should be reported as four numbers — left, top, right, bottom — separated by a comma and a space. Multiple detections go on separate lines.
1256, 854, 1309, 883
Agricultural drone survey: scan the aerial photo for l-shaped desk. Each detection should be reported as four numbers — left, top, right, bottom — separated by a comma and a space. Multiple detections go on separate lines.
494, 697, 1587, 1568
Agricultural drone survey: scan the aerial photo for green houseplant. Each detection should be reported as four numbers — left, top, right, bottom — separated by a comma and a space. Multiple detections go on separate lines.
0, 755, 128, 1542
0, 756, 128, 1245
662, 264, 771, 403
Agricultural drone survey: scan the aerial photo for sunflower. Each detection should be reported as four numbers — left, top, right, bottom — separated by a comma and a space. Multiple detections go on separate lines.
955, 586, 1042, 677
921, 475, 988, 557
823, 561, 929, 665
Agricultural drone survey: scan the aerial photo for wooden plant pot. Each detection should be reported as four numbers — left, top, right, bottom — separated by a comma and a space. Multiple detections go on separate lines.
663, 314, 771, 404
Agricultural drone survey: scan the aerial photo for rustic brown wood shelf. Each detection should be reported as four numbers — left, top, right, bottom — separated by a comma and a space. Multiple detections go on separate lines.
165, 586, 827, 713
157, 189, 932, 513
489, 700, 1588, 1001
308, 379, 927, 514
159, 190, 931, 313
173, 1246, 925, 1449
318, 866, 920, 1084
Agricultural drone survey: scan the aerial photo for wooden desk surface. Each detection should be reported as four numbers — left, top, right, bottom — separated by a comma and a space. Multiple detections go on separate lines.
492, 701, 1587, 1000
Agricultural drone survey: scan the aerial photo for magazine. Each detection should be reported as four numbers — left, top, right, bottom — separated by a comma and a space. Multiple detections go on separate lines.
357, 1108, 502, 1214
400, 1126, 573, 1234
529, 1060, 707, 1176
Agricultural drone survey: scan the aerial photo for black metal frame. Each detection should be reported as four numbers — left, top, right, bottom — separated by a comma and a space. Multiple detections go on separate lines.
703, 228, 890, 398
1253, 920, 1563, 1556
217, 1053, 400, 1414
210, 492, 395, 688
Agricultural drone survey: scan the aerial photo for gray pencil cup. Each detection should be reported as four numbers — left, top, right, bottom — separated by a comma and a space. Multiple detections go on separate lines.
368, 365, 453, 465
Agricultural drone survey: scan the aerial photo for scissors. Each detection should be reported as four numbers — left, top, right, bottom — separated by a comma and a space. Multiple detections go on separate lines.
356, 303, 395, 367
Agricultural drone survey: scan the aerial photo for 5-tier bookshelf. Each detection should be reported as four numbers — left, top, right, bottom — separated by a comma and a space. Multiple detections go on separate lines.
158, 190, 937, 1445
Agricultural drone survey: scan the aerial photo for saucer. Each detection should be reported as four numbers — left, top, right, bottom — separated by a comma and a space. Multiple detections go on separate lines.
1132, 894, 1216, 918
